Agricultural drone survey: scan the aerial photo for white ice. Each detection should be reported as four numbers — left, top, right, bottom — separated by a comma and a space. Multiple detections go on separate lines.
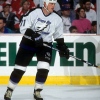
0, 85, 100, 100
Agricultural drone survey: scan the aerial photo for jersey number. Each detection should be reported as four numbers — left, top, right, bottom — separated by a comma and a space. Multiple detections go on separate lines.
20, 20, 26, 26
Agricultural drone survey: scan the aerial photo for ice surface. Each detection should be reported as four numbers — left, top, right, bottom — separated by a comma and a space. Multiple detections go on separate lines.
0, 85, 100, 100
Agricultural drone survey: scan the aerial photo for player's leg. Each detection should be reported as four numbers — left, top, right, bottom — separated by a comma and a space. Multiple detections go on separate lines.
34, 43, 52, 100
4, 47, 35, 100
34, 62, 49, 100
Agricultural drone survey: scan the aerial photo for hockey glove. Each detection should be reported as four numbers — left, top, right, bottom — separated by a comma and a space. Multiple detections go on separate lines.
56, 43, 69, 59
23, 29, 43, 47
31, 32, 43, 47
55, 38, 69, 59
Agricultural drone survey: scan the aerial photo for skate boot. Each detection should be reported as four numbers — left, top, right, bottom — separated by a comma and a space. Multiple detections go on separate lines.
4, 88, 13, 100
34, 89, 43, 100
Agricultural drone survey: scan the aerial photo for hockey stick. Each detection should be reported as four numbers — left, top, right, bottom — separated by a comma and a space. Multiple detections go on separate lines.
43, 43, 100, 69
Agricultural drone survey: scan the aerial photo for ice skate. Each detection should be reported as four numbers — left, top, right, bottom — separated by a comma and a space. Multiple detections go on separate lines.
4, 88, 13, 100
34, 90, 43, 100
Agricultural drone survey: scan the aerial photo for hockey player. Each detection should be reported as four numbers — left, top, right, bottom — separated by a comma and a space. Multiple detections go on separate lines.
4, 0, 70, 100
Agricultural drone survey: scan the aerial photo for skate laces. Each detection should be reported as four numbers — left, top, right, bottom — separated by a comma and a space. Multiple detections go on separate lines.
6, 90, 12, 98
35, 91, 41, 98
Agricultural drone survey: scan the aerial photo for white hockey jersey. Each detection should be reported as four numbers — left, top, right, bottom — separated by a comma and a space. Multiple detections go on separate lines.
20, 8, 63, 43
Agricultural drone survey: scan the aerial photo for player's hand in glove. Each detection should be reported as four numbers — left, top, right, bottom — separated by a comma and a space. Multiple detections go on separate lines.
31, 32, 43, 47
55, 38, 70, 59
56, 43, 69, 59
24, 28, 43, 47
31, 21, 48, 47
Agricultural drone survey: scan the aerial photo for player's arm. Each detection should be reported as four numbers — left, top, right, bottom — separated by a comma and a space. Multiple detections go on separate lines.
55, 38, 69, 59
24, 28, 43, 47
19, 10, 43, 47
19, 9, 37, 34
53, 18, 69, 59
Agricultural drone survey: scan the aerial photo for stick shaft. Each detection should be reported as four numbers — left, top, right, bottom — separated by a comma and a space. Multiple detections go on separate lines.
43, 43, 99, 68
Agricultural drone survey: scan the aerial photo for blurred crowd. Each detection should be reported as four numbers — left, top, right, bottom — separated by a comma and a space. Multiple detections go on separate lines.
0, 0, 97, 34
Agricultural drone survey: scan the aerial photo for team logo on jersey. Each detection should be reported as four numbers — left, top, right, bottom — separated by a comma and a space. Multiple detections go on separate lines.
45, 52, 51, 60
34, 18, 51, 34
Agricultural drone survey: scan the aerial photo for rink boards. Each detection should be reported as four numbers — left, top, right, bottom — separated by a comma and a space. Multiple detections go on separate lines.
0, 34, 100, 85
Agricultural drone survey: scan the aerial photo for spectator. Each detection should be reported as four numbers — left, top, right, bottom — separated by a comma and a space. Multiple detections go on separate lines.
16, 0, 31, 19
59, 0, 76, 18
91, 0, 96, 11
61, 5, 72, 33
73, 0, 79, 9
0, 17, 13, 33
6, 0, 35, 14
72, 7, 91, 33
93, 2, 96, 11
83, 0, 96, 22
75, 0, 95, 11
0, 0, 6, 11
69, 26, 78, 33
90, 21, 97, 34
74, 0, 85, 11
62, 0, 74, 10
0, 2, 20, 32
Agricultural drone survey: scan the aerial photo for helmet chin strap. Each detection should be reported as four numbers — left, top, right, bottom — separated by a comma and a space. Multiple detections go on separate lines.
43, 6, 50, 14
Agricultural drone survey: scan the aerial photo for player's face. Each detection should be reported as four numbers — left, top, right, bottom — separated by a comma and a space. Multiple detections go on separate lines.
47, 3, 55, 13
